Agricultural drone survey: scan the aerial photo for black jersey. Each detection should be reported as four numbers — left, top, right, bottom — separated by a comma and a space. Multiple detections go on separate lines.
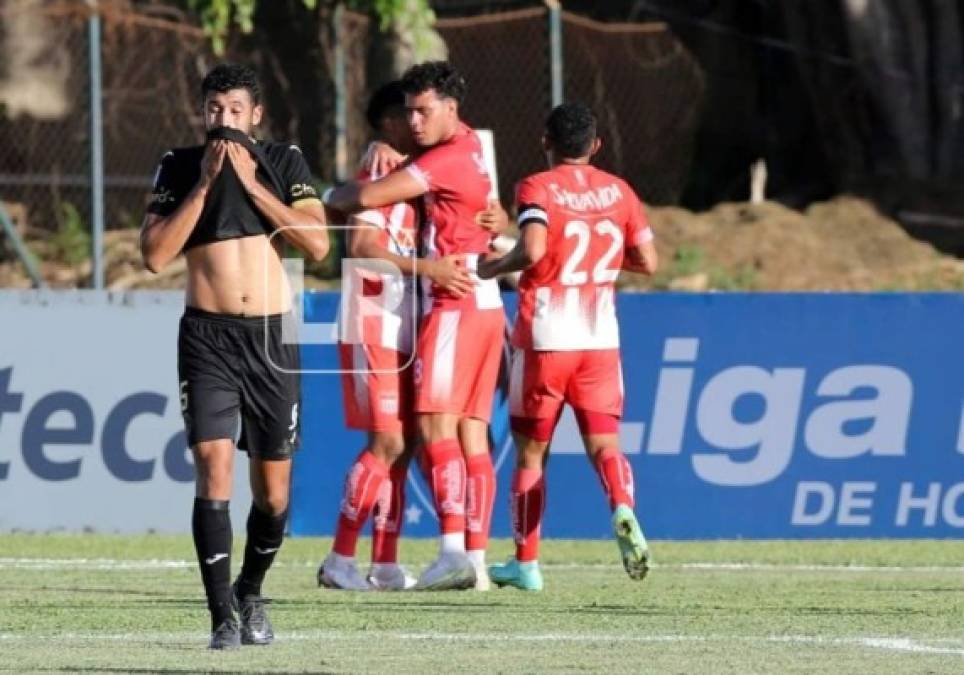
146, 137, 319, 251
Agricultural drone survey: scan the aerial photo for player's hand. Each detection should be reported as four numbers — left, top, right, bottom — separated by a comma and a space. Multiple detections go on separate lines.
198, 140, 227, 189
362, 141, 407, 178
425, 254, 474, 298
225, 141, 259, 193
476, 199, 509, 235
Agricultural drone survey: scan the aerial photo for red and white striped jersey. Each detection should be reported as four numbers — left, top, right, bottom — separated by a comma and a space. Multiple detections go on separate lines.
511, 164, 653, 351
341, 167, 419, 353
405, 123, 502, 312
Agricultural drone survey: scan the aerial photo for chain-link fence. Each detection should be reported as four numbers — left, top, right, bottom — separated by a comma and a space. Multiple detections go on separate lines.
1, 2, 212, 229
436, 7, 551, 205
0, 1, 704, 288
563, 14, 703, 206
0, 1, 214, 286
435, 7, 703, 207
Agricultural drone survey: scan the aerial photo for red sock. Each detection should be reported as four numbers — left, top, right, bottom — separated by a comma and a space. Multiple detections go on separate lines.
593, 447, 635, 510
332, 450, 389, 557
422, 438, 466, 534
512, 467, 545, 562
465, 453, 495, 552
372, 459, 408, 564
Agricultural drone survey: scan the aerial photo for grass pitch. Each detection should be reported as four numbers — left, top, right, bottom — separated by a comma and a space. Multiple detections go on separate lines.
1, 535, 963, 673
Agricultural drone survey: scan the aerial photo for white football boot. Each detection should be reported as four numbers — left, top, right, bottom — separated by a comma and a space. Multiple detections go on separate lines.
367, 563, 417, 591
317, 553, 371, 591
413, 550, 477, 591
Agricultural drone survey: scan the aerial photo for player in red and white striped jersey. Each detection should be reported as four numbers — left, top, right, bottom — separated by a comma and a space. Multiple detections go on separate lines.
324, 63, 508, 591
478, 102, 658, 591
318, 82, 474, 592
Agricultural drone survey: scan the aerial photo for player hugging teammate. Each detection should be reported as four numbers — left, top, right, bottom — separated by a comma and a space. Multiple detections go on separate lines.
323, 62, 509, 591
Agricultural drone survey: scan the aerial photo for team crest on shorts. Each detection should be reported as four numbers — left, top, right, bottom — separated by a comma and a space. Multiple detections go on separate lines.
378, 393, 400, 415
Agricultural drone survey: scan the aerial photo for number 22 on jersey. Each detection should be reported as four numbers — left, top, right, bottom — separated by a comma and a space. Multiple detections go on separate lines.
559, 218, 624, 286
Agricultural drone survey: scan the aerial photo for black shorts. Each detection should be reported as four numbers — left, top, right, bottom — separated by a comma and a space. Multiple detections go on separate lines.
178, 307, 301, 460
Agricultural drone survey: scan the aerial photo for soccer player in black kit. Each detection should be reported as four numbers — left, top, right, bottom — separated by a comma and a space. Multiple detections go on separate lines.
140, 64, 328, 649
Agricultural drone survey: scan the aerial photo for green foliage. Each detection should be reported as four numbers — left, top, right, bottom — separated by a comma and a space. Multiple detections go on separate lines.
183, 0, 317, 54
648, 244, 704, 290
350, 0, 442, 62
352, 0, 435, 32
667, 244, 705, 277
710, 264, 758, 291
51, 202, 90, 266
650, 244, 759, 291
183, 0, 431, 54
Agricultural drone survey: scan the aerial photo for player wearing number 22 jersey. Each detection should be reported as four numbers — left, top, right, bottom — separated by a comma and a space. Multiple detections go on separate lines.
479, 102, 658, 592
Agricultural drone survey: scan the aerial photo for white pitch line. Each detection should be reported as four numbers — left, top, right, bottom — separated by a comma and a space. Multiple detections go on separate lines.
673, 562, 964, 573
0, 558, 195, 570
3, 557, 964, 573
770, 635, 964, 657
0, 631, 961, 656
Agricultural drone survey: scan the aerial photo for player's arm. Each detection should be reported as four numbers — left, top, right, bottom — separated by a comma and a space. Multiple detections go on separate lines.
622, 237, 658, 275
477, 222, 547, 279
140, 142, 226, 273
225, 142, 329, 262
348, 216, 474, 297
620, 193, 658, 276
324, 169, 426, 214
477, 179, 548, 279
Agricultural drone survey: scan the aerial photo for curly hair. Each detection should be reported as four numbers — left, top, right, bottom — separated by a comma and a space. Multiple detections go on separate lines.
545, 102, 597, 158
366, 80, 407, 130
201, 63, 261, 105
400, 61, 467, 104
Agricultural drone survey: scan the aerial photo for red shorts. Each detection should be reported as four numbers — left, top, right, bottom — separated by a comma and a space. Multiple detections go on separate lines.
339, 342, 414, 433
509, 348, 623, 422
414, 307, 505, 422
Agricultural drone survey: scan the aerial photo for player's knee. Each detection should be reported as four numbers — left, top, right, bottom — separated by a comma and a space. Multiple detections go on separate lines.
418, 414, 457, 444
193, 462, 232, 499
257, 492, 289, 517
369, 433, 406, 463
517, 442, 547, 470
510, 425, 549, 469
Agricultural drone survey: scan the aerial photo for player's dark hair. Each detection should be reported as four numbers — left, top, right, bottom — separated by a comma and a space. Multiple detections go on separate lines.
400, 61, 467, 104
366, 80, 407, 130
201, 63, 261, 105
545, 102, 597, 159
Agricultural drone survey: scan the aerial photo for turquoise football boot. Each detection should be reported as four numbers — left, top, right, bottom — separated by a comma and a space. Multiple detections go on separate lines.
488, 557, 544, 591
612, 504, 650, 580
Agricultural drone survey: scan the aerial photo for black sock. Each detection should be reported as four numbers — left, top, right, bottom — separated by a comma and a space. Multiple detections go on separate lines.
192, 497, 233, 630
236, 503, 287, 599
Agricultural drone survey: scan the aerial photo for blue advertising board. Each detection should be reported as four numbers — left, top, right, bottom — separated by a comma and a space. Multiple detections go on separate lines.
291, 292, 964, 540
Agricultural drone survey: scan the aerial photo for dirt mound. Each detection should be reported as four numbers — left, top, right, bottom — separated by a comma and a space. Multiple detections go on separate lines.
1, 196, 962, 291
0, 228, 184, 290
643, 196, 964, 291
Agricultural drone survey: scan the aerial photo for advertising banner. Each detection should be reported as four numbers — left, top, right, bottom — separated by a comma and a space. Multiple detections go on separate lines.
3, 291, 961, 539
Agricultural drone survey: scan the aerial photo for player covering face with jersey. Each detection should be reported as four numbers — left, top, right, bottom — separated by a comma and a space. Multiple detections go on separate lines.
477, 102, 658, 591
141, 63, 328, 648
